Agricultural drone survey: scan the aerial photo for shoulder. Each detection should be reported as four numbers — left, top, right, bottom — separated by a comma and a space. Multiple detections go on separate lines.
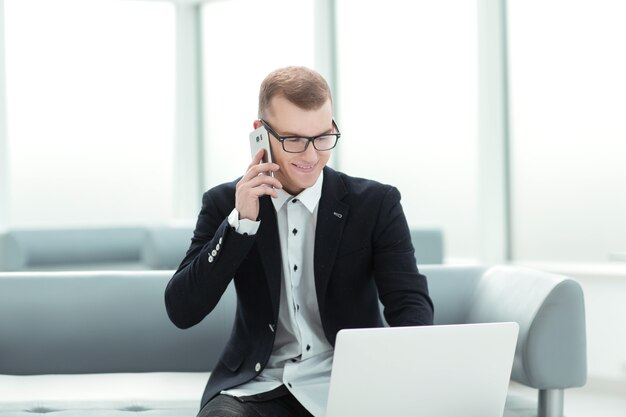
326, 167, 400, 203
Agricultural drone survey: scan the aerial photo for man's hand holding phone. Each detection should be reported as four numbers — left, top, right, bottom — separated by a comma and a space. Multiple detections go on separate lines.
235, 148, 282, 222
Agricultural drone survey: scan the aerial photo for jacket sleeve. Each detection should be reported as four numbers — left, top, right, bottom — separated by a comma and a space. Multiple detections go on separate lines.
372, 186, 434, 326
164, 187, 256, 329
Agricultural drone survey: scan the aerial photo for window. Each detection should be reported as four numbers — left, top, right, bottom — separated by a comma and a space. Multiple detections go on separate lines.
508, 0, 626, 262
4, 0, 175, 226
336, 0, 479, 262
201, 0, 315, 188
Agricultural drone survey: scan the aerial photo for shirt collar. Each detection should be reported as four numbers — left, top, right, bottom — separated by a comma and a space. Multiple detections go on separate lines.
271, 170, 324, 214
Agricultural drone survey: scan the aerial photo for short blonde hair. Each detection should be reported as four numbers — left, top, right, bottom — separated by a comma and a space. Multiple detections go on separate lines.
258, 66, 332, 119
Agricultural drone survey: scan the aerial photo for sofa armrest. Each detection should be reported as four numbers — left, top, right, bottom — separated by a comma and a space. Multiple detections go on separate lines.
467, 266, 587, 389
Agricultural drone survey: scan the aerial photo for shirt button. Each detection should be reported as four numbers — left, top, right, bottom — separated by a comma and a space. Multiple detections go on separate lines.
269, 324, 275, 333
219, 237, 223, 244
255, 363, 261, 372
306, 344, 311, 351
292, 199, 298, 204
216, 243, 221, 251
288, 382, 293, 388
208, 255, 214, 263
211, 249, 217, 256
293, 265, 298, 271
292, 228, 298, 235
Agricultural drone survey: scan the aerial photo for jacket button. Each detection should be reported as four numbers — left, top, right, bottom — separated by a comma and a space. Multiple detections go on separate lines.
255, 363, 261, 372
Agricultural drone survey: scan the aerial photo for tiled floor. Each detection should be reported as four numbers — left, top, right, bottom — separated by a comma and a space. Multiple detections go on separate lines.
509, 379, 626, 417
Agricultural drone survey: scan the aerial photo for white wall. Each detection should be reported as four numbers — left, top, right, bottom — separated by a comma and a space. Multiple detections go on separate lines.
578, 273, 626, 381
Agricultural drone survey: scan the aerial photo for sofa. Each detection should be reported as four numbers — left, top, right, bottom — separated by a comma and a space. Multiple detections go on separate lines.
0, 265, 586, 417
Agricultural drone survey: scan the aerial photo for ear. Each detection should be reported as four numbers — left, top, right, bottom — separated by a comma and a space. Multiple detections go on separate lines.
253, 119, 262, 129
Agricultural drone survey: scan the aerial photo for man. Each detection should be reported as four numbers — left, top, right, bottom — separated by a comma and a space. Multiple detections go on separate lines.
165, 66, 433, 417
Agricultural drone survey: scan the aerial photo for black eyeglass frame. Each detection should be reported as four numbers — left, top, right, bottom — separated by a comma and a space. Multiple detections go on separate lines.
260, 119, 341, 153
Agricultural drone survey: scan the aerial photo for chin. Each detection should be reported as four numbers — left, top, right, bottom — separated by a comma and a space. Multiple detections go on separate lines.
280, 166, 323, 192
283, 177, 315, 195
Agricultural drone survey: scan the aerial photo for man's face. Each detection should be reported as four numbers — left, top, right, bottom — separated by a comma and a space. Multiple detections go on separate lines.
260, 96, 333, 196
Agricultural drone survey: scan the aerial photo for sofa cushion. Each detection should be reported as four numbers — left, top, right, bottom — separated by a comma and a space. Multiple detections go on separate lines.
0, 372, 209, 417
0, 373, 538, 417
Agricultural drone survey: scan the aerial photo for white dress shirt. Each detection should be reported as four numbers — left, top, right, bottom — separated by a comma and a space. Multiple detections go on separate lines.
223, 171, 333, 417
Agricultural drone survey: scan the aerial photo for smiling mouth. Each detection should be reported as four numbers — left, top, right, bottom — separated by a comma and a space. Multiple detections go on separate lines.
293, 162, 317, 171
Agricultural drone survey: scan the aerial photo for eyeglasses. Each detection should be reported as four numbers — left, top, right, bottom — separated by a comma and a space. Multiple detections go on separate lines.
260, 119, 341, 153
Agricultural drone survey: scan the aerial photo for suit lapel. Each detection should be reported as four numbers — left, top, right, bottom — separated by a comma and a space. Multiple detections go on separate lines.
255, 196, 282, 318
314, 167, 349, 311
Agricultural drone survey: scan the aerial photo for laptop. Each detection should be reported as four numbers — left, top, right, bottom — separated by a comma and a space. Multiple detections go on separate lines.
325, 322, 519, 417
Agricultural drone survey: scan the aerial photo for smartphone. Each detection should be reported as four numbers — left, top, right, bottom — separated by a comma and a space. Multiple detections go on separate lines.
249, 125, 274, 177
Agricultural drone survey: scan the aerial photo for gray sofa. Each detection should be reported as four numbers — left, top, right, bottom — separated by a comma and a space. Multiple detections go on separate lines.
0, 265, 586, 417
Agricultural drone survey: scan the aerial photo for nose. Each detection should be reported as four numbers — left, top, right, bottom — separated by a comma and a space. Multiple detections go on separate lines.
301, 141, 320, 161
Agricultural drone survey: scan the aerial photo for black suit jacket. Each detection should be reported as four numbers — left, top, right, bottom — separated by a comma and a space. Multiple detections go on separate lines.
165, 167, 433, 408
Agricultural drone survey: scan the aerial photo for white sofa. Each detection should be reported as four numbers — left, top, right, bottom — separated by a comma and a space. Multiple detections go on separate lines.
0, 265, 586, 417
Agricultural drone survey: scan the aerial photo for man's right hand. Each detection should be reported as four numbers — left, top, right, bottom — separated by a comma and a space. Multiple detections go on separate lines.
235, 149, 282, 221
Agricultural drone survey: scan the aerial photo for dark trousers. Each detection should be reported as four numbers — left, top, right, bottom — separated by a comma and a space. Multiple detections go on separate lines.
197, 385, 315, 417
